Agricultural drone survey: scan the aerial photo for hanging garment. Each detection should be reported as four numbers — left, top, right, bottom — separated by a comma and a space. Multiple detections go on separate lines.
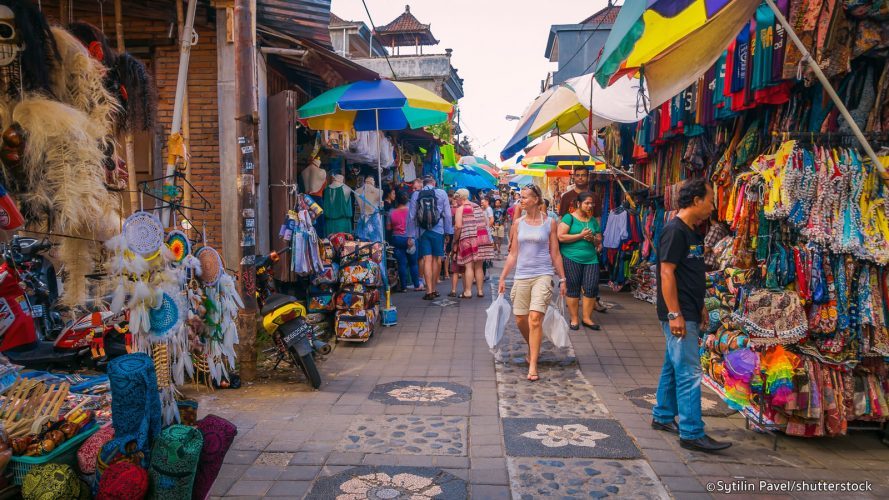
402, 157, 418, 182
323, 185, 353, 236
602, 210, 629, 249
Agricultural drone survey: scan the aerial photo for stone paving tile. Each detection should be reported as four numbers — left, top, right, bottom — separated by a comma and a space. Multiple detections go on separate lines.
338, 415, 467, 456
507, 458, 669, 499
305, 465, 468, 499
254, 452, 293, 466
502, 418, 642, 459
624, 386, 737, 418
497, 363, 610, 418
368, 380, 472, 406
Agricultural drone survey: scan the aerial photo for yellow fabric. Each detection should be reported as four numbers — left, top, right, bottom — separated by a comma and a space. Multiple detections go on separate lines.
626, 2, 710, 69
166, 133, 186, 164
393, 81, 453, 113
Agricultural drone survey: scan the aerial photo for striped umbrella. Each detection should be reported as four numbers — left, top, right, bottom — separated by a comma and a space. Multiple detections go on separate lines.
297, 79, 453, 132
521, 134, 604, 166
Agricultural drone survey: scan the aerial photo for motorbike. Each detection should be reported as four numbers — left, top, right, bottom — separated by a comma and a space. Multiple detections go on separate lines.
255, 250, 326, 389
4, 237, 64, 340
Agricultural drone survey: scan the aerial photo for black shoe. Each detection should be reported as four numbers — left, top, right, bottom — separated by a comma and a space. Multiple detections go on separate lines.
679, 435, 732, 453
651, 420, 679, 435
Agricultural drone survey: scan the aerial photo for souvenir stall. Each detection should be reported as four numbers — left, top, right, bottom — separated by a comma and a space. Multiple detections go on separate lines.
0, 3, 239, 495
611, 0, 889, 440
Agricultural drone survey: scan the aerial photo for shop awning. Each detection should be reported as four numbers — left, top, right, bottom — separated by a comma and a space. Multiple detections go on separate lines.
257, 0, 333, 48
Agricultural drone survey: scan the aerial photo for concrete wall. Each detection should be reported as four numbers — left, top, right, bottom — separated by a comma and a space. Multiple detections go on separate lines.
552, 27, 611, 85
352, 54, 463, 101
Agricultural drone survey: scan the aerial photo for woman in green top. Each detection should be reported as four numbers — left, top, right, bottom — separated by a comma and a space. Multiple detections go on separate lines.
557, 191, 602, 330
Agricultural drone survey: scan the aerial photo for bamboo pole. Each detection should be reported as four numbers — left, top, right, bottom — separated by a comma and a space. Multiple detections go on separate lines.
764, 0, 889, 187
113, 0, 140, 214
177, 0, 194, 226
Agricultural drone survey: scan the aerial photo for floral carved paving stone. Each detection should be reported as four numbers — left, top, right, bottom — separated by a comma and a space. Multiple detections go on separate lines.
338, 416, 467, 456
623, 387, 737, 418
369, 381, 471, 406
502, 418, 641, 459
507, 457, 669, 500
306, 465, 467, 500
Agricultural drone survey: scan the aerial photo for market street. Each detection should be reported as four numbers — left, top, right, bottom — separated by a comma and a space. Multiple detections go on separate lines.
199, 267, 889, 499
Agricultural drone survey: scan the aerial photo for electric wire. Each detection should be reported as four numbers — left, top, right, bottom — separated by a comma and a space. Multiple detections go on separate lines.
360, 0, 398, 80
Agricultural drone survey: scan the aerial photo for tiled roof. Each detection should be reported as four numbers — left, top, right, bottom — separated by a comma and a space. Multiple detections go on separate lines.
377, 5, 431, 33
580, 5, 620, 25
329, 12, 347, 26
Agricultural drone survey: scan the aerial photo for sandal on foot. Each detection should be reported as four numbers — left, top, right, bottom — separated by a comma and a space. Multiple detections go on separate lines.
433, 291, 441, 298
422, 293, 436, 300
527, 373, 540, 382
583, 321, 601, 331
477, 292, 485, 298
569, 323, 580, 331
448, 291, 458, 297
461, 293, 473, 299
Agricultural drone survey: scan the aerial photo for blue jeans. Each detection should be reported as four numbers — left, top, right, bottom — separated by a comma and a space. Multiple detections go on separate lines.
653, 321, 705, 440
391, 235, 420, 289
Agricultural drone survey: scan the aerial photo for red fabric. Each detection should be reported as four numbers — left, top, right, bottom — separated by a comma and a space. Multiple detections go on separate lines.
0, 264, 36, 351
97, 462, 149, 500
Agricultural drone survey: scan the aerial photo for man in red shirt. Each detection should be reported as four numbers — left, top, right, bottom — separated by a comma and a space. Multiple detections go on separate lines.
558, 167, 591, 217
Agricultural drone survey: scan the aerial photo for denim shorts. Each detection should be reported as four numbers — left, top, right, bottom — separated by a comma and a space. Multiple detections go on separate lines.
418, 230, 445, 258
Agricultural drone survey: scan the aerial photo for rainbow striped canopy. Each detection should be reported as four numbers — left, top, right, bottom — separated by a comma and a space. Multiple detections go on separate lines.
595, 0, 759, 108
297, 80, 453, 132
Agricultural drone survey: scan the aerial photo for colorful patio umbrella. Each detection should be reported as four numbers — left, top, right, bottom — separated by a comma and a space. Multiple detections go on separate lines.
521, 134, 602, 166
443, 167, 496, 190
595, 0, 759, 108
499, 73, 648, 161
297, 79, 453, 132
457, 156, 499, 178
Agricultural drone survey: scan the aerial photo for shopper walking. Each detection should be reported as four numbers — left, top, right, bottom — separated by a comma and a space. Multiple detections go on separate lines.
407, 176, 453, 300
453, 189, 495, 298
556, 191, 602, 331
492, 199, 505, 257
388, 190, 420, 292
498, 184, 567, 382
652, 178, 731, 453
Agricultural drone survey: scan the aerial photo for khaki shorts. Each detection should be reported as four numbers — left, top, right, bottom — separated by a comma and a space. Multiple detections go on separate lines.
510, 275, 553, 315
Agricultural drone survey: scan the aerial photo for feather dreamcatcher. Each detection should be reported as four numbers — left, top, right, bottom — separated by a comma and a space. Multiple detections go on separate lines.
194, 245, 242, 384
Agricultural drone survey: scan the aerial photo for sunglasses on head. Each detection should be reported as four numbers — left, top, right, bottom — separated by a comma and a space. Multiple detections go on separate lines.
522, 184, 541, 195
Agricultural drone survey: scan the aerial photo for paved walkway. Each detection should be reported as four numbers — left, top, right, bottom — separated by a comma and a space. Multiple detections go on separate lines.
198, 266, 889, 499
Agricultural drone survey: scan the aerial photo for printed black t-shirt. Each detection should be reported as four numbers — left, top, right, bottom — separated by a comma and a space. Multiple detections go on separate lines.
656, 217, 706, 322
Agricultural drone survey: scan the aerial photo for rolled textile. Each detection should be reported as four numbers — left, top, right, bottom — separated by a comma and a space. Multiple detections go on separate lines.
149, 424, 204, 499
96, 462, 148, 500
192, 415, 238, 500
22, 463, 90, 500
99, 353, 163, 473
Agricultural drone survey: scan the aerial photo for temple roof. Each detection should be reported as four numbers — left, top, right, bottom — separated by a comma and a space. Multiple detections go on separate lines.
374, 5, 439, 46
580, 5, 620, 25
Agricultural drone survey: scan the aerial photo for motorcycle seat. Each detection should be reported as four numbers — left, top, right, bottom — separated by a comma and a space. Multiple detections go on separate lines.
261, 294, 298, 316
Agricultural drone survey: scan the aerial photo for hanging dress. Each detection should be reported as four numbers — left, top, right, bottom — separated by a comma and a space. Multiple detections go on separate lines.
323, 185, 353, 236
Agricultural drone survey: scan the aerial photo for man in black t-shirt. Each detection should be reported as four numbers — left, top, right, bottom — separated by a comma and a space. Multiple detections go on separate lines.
558, 167, 590, 217
652, 178, 732, 453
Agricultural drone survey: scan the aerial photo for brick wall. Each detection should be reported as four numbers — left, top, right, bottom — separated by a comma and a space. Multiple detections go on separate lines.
42, 4, 225, 250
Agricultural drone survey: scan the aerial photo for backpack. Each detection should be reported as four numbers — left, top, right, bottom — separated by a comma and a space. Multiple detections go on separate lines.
415, 189, 442, 230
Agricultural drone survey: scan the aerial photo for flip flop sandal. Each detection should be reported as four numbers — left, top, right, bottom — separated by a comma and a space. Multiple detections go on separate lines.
423, 293, 436, 300
448, 292, 458, 297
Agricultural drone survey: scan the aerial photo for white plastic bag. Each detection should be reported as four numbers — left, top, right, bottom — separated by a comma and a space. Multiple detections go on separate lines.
543, 295, 572, 349
485, 293, 512, 349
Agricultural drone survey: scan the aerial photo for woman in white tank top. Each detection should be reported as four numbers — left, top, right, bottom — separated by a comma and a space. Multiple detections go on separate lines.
498, 184, 567, 382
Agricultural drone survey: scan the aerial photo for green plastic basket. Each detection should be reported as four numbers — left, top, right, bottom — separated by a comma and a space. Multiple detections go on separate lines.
9, 423, 99, 485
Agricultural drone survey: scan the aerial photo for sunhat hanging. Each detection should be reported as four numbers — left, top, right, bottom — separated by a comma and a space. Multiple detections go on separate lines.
195, 246, 223, 286
123, 211, 165, 258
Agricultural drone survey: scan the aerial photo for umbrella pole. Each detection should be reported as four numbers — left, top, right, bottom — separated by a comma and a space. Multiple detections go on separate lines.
764, 0, 888, 187
376, 109, 388, 294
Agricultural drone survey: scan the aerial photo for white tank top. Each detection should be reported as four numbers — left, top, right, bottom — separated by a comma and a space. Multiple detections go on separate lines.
515, 217, 554, 279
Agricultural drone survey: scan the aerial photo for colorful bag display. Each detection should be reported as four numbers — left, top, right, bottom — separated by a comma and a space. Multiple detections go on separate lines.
311, 264, 339, 286
339, 263, 382, 287
308, 293, 335, 312
340, 241, 383, 264
335, 287, 380, 312
335, 310, 377, 341
327, 232, 354, 256
192, 415, 237, 500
